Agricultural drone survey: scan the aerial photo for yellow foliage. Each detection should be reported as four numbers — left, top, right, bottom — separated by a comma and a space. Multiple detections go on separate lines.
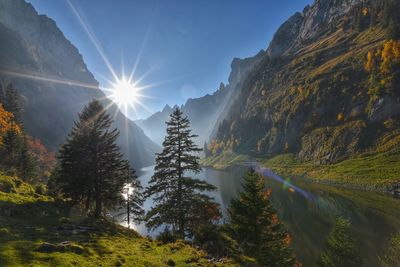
362, 7, 369, 16
380, 40, 400, 74
384, 119, 395, 130
365, 51, 374, 73
297, 85, 304, 95
0, 104, 21, 145
337, 112, 345, 121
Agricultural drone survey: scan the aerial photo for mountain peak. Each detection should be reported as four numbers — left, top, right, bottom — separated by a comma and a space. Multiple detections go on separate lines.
266, 0, 363, 58
162, 104, 172, 113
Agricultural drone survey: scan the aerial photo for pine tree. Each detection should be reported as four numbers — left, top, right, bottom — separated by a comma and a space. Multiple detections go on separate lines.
145, 107, 218, 239
319, 217, 361, 267
228, 168, 295, 267
56, 100, 140, 217
0, 127, 36, 181
4, 84, 22, 124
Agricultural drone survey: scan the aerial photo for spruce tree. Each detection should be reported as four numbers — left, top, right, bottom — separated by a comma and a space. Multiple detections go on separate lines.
228, 168, 295, 267
145, 107, 218, 239
4, 84, 22, 124
0, 128, 36, 182
56, 100, 141, 217
319, 217, 361, 267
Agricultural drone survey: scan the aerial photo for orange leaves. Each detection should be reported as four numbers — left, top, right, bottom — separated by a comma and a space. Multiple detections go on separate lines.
365, 51, 374, 73
26, 136, 56, 178
379, 40, 400, 74
365, 40, 400, 75
362, 7, 369, 16
337, 112, 345, 121
0, 104, 21, 145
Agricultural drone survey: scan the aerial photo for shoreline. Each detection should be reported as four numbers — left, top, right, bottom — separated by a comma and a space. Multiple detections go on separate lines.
201, 151, 400, 198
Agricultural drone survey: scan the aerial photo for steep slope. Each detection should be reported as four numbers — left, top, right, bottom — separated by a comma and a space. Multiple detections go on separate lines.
210, 0, 400, 167
136, 52, 264, 146
0, 0, 159, 168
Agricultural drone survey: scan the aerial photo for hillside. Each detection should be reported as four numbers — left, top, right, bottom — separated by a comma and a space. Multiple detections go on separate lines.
0, 0, 159, 168
206, 0, 400, 191
136, 52, 264, 146
0, 174, 235, 267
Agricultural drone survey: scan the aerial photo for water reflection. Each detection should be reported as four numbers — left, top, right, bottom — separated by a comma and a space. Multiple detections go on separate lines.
132, 165, 400, 266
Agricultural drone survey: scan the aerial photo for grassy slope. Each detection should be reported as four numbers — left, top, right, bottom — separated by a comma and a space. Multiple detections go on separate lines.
0, 174, 236, 267
202, 27, 400, 192
202, 149, 400, 192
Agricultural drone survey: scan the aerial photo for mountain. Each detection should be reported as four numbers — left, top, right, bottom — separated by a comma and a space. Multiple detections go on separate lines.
210, 0, 400, 164
136, 52, 264, 147
0, 0, 159, 168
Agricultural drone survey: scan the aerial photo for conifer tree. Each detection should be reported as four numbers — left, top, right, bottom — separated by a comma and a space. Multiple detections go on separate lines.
145, 107, 218, 239
4, 84, 22, 124
319, 217, 361, 267
56, 100, 141, 217
228, 168, 295, 267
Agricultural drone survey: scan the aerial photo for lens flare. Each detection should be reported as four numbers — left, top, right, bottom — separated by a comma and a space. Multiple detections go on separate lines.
110, 77, 138, 107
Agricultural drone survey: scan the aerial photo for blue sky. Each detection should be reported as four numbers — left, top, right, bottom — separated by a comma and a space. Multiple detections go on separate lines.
27, 0, 311, 119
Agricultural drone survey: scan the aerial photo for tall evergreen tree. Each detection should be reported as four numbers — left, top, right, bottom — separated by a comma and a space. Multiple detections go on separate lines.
56, 100, 141, 217
145, 107, 218, 239
4, 84, 22, 124
319, 217, 361, 267
228, 168, 295, 267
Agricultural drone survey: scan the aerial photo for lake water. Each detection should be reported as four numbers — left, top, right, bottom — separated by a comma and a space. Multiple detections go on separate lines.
132, 165, 400, 266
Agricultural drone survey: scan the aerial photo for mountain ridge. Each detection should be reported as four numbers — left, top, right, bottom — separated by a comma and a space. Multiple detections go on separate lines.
0, 0, 159, 168
206, 0, 400, 170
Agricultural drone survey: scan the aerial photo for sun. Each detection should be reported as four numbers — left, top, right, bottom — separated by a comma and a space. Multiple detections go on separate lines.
110, 76, 138, 109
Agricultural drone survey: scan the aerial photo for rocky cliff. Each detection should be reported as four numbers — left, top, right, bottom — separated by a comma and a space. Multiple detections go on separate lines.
136, 51, 264, 147
0, 0, 159, 168
211, 0, 400, 164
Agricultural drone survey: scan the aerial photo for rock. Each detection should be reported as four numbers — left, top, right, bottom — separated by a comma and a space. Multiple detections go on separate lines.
298, 120, 366, 164
0, 0, 159, 168
368, 96, 400, 123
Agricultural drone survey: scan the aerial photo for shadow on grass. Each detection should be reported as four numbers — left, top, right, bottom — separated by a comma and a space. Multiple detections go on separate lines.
0, 197, 141, 265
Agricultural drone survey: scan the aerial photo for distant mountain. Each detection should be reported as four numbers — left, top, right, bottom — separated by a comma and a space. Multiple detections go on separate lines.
136, 52, 264, 147
211, 0, 400, 163
0, 0, 159, 168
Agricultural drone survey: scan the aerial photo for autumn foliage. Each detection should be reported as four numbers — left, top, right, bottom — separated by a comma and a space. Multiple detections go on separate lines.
26, 136, 56, 180
365, 40, 400, 111
0, 104, 21, 145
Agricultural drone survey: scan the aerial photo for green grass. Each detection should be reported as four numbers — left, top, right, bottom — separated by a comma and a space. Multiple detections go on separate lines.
0, 174, 237, 267
202, 149, 400, 192
201, 150, 249, 170
260, 151, 400, 191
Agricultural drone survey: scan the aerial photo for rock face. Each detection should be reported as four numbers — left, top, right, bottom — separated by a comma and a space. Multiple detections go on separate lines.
267, 0, 363, 57
298, 121, 367, 164
136, 52, 264, 146
0, 0, 159, 168
212, 0, 400, 163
